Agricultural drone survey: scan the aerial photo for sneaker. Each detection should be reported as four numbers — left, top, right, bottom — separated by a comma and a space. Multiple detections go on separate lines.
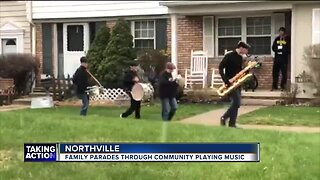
220, 116, 226, 126
120, 114, 123, 118
229, 125, 242, 129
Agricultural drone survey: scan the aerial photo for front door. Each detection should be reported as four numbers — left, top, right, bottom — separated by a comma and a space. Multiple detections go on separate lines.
63, 23, 89, 77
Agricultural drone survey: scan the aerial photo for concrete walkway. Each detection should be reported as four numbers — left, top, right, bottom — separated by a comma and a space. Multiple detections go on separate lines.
180, 105, 265, 126
179, 105, 320, 134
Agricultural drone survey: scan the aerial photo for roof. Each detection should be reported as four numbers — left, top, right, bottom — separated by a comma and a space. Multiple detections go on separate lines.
159, 1, 249, 7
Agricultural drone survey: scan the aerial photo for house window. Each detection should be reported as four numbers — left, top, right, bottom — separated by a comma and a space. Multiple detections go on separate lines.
67, 25, 84, 51
1, 38, 17, 54
312, 9, 320, 45
246, 16, 271, 55
132, 20, 155, 51
212, 14, 282, 56
217, 18, 242, 55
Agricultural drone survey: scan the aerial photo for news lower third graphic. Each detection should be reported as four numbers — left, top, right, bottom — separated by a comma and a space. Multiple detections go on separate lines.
24, 143, 260, 162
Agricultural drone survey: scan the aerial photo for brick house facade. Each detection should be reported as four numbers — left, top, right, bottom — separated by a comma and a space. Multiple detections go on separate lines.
167, 16, 287, 89
35, 15, 287, 90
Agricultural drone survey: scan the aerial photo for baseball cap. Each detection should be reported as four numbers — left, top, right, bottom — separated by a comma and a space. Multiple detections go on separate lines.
80, 56, 87, 63
237, 41, 251, 49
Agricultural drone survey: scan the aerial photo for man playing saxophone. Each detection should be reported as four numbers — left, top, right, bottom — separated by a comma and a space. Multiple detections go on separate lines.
218, 41, 250, 128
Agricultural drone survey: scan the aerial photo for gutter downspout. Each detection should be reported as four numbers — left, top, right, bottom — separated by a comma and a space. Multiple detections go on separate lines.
27, 1, 36, 55
27, 1, 37, 90
290, 6, 296, 89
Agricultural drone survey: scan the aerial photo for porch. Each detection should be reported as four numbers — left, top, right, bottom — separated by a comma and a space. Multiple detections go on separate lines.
161, 1, 294, 90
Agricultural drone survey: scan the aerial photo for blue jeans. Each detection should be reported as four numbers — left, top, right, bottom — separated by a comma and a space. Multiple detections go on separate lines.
222, 88, 241, 126
77, 93, 89, 116
161, 97, 178, 121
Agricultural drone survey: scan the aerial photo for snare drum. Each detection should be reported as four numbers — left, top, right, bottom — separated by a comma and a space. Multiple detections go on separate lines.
86, 86, 101, 96
131, 83, 154, 101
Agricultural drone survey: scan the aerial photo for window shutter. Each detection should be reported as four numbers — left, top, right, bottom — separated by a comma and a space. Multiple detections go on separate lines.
203, 16, 214, 57
155, 19, 167, 50
312, 9, 320, 45
57, 23, 64, 78
95, 21, 106, 33
42, 23, 53, 75
273, 13, 285, 36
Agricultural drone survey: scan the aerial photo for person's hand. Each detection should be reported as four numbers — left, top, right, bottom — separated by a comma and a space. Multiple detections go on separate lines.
169, 78, 174, 82
225, 80, 232, 87
133, 77, 139, 82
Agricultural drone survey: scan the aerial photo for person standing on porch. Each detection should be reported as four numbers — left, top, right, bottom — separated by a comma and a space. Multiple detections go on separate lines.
271, 27, 290, 91
219, 41, 250, 128
159, 62, 178, 121
72, 57, 90, 116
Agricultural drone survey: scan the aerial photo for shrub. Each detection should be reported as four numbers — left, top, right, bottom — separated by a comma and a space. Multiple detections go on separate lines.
182, 88, 220, 103
280, 83, 301, 105
0, 54, 39, 95
137, 50, 170, 98
101, 18, 136, 88
137, 50, 170, 83
86, 26, 111, 80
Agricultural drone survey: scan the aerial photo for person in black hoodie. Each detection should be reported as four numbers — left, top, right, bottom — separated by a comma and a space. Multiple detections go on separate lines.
219, 41, 250, 128
271, 27, 290, 91
72, 57, 90, 116
120, 61, 141, 119
159, 62, 178, 121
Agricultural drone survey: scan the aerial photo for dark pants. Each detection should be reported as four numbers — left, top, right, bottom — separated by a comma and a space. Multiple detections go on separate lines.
161, 97, 178, 121
122, 93, 141, 119
77, 93, 89, 116
222, 88, 241, 127
272, 57, 288, 89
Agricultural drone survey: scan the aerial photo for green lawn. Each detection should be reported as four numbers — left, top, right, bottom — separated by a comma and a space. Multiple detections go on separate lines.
239, 106, 320, 127
0, 105, 319, 180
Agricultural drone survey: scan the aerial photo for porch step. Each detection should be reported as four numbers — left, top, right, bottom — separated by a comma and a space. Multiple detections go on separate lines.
12, 97, 32, 106
32, 87, 47, 93
242, 90, 283, 99
241, 98, 279, 106
29, 92, 53, 97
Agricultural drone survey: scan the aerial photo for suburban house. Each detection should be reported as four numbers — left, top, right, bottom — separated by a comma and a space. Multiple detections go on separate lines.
31, 1, 169, 79
31, 1, 320, 98
159, 1, 320, 98
0, 1, 34, 55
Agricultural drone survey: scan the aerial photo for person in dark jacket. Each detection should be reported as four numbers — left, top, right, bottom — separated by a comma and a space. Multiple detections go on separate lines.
271, 27, 290, 91
219, 41, 250, 128
120, 61, 141, 119
159, 62, 178, 121
72, 57, 90, 116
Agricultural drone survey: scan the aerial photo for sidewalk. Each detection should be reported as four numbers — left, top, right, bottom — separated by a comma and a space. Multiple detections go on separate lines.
178, 105, 320, 133
180, 105, 264, 126
0, 105, 29, 112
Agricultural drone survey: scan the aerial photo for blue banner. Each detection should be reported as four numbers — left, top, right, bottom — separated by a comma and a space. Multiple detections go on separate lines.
59, 143, 259, 153
24, 143, 57, 162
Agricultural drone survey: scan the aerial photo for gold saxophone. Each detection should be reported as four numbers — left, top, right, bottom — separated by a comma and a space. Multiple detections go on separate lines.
217, 61, 258, 97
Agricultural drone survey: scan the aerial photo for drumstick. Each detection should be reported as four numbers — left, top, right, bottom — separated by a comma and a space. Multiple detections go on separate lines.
86, 69, 103, 87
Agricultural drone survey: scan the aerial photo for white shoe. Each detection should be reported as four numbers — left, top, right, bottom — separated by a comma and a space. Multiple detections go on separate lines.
120, 114, 123, 118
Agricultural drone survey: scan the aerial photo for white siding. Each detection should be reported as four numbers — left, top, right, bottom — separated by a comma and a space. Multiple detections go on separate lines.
0, 1, 31, 53
32, 1, 168, 19
291, 3, 320, 98
312, 8, 320, 45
